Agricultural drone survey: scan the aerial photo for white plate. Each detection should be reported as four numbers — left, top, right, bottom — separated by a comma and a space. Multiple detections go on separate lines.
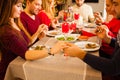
74, 41, 100, 51
84, 23, 97, 28
55, 34, 79, 42
46, 30, 61, 37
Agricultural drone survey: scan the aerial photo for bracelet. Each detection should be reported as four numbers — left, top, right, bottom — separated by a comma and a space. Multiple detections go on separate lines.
48, 52, 54, 56
47, 47, 54, 56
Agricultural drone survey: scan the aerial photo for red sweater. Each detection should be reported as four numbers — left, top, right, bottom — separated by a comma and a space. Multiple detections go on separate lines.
37, 11, 51, 28
101, 18, 120, 55
20, 12, 41, 35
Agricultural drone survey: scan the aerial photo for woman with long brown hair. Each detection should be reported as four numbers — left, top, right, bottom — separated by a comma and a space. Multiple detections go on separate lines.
0, 0, 58, 79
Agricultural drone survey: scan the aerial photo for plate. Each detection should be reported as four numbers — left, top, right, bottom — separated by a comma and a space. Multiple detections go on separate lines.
74, 41, 100, 51
84, 23, 97, 28
78, 35, 89, 41
46, 30, 61, 37
55, 34, 79, 42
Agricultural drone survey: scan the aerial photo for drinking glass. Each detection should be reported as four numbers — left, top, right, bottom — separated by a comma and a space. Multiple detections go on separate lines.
69, 22, 76, 33
62, 22, 69, 33
63, 10, 68, 21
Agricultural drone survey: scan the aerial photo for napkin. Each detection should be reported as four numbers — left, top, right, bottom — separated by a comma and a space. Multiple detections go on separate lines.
81, 30, 96, 37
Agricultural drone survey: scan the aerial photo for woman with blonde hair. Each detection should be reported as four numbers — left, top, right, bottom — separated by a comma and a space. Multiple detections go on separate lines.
38, 0, 63, 30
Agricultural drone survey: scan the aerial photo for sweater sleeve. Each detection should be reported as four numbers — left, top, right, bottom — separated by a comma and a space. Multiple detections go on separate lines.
83, 45, 120, 75
1, 30, 28, 59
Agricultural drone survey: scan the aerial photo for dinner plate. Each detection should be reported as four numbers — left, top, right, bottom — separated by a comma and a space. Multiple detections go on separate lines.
46, 30, 61, 37
74, 41, 100, 51
84, 23, 97, 28
55, 34, 79, 42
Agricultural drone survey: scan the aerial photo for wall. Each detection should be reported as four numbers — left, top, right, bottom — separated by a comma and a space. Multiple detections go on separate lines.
86, 0, 106, 18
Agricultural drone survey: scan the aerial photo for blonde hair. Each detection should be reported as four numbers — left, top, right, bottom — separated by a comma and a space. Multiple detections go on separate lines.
42, 0, 56, 19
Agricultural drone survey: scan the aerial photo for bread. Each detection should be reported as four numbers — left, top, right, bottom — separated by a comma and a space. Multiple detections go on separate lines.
85, 43, 97, 49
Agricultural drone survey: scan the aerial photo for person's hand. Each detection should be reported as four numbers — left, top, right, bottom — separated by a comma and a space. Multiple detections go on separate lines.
51, 18, 58, 29
95, 25, 111, 44
94, 12, 104, 25
58, 10, 64, 18
38, 24, 48, 34
63, 42, 86, 59
37, 24, 48, 38
50, 41, 66, 54
38, 32, 46, 39
95, 25, 109, 39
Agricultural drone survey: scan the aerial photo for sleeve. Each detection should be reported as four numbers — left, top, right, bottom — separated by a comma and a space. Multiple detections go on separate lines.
1, 31, 28, 59
83, 42, 120, 75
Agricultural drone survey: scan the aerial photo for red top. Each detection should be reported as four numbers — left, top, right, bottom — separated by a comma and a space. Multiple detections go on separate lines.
20, 12, 41, 35
0, 25, 29, 80
102, 18, 120, 55
37, 11, 51, 28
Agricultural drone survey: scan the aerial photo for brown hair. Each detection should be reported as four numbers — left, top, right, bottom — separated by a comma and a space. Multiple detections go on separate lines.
0, 0, 23, 26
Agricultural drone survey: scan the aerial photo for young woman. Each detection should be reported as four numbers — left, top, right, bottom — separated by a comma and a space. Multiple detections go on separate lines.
0, 0, 58, 79
38, 0, 63, 30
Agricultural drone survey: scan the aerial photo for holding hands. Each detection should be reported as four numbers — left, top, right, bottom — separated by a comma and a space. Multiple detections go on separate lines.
51, 41, 86, 59
63, 42, 86, 59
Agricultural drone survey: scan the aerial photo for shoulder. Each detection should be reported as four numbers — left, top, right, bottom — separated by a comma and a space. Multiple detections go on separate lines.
72, 4, 78, 8
0, 26, 19, 41
38, 10, 46, 16
20, 12, 26, 17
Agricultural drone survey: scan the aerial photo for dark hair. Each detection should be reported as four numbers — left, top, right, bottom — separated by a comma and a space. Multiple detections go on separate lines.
0, 0, 23, 26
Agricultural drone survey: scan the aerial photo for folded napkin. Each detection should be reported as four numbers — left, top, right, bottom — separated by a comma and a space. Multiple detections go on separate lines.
81, 30, 96, 37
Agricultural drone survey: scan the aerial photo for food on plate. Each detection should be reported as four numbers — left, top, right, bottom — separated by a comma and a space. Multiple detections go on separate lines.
85, 43, 97, 49
49, 31, 58, 35
56, 36, 65, 41
34, 45, 46, 50
56, 35, 76, 42
66, 36, 75, 41
78, 35, 89, 40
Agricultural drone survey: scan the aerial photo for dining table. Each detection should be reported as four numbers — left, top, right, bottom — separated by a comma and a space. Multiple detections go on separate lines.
4, 22, 102, 80
4, 34, 102, 80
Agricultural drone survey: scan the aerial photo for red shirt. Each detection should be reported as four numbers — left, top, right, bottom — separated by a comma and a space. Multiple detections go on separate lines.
20, 12, 41, 35
37, 11, 51, 28
0, 25, 29, 80
101, 18, 120, 55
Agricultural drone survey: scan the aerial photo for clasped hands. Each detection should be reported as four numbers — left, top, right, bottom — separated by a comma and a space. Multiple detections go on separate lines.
50, 41, 86, 59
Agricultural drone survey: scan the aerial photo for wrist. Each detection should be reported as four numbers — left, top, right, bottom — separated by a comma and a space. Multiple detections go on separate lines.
47, 47, 54, 56
78, 51, 87, 60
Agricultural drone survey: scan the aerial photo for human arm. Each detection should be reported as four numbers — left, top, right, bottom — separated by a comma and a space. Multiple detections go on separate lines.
18, 18, 48, 45
0, 28, 54, 61
62, 40, 120, 75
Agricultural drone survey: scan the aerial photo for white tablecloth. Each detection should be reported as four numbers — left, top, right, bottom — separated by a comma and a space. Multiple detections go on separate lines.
5, 36, 102, 80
